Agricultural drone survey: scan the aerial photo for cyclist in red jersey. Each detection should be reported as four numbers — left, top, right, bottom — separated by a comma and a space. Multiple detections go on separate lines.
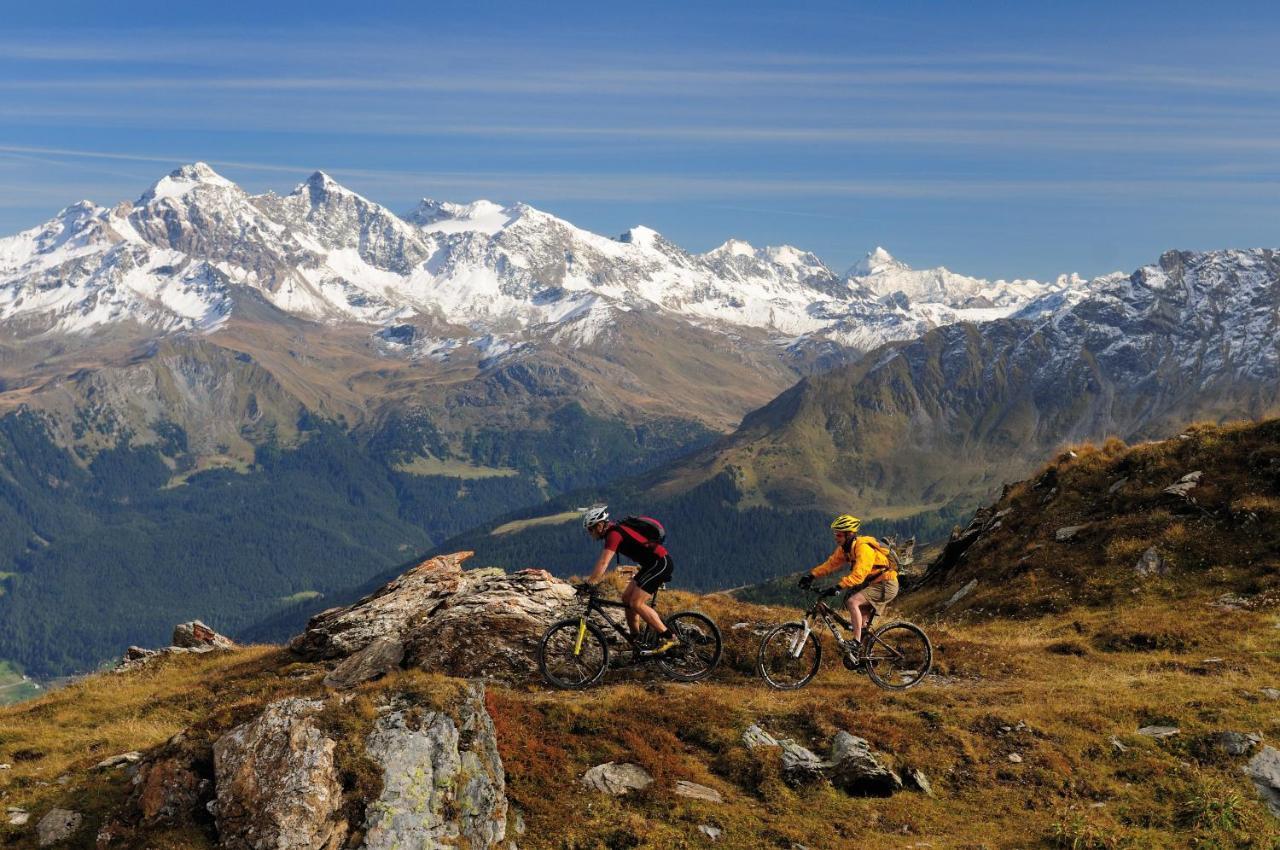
579, 505, 679, 655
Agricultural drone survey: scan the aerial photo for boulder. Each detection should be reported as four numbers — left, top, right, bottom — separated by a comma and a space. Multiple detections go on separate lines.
210, 697, 347, 850
361, 683, 507, 850
826, 732, 902, 796
36, 808, 82, 846
581, 762, 654, 796
129, 756, 208, 826
674, 781, 724, 803
1246, 746, 1280, 818
322, 637, 404, 690
291, 552, 577, 683
172, 620, 235, 650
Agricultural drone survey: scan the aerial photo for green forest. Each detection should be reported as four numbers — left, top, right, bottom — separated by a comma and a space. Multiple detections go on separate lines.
0, 407, 714, 678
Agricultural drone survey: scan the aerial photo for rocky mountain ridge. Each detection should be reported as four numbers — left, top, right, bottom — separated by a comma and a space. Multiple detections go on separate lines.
0, 162, 1078, 353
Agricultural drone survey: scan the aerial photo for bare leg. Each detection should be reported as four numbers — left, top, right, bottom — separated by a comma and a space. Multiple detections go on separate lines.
846, 592, 868, 643
623, 580, 667, 633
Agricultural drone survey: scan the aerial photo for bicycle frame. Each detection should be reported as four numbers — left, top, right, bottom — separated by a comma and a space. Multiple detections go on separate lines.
573, 588, 662, 657
789, 595, 877, 658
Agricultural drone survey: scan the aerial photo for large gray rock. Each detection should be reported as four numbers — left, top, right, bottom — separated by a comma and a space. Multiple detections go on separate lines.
581, 762, 655, 796
1208, 731, 1262, 757
361, 684, 507, 849
1247, 746, 1280, 818
323, 637, 404, 690
826, 732, 903, 797
292, 552, 577, 682
211, 698, 347, 850
36, 808, 82, 846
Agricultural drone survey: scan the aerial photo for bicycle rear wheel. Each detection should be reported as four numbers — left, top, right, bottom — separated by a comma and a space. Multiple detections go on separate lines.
538, 618, 609, 689
757, 622, 821, 690
864, 621, 932, 690
658, 611, 722, 682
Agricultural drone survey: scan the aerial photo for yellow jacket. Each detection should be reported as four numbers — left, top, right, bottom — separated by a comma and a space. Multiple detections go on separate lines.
810, 535, 896, 589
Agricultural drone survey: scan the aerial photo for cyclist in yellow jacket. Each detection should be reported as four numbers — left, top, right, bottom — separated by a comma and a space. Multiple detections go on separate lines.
798, 514, 898, 647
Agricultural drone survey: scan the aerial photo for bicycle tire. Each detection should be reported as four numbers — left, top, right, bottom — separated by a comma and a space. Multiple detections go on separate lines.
538, 618, 610, 689
657, 611, 723, 682
864, 621, 932, 690
757, 621, 822, 690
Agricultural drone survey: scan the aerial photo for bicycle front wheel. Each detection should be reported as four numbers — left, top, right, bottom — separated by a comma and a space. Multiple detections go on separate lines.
538, 618, 609, 689
864, 621, 932, 690
658, 611, 723, 682
757, 622, 821, 690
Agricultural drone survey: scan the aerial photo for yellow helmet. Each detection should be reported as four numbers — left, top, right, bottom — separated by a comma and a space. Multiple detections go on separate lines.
830, 514, 861, 533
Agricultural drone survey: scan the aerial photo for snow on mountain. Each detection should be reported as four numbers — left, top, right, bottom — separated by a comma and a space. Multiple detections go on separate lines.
848, 246, 1085, 312
0, 163, 1085, 354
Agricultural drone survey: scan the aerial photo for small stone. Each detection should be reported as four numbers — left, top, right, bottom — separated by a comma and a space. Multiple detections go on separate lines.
674, 781, 723, 803
581, 762, 653, 796
943, 579, 978, 609
742, 725, 780, 749
731, 622, 751, 630
906, 768, 934, 798
1138, 725, 1180, 739
699, 825, 722, 841
1110, 737, 1129, 753
0, 763, 10, 770
1209, 731, 1262, 757
1134, 547, 1166, 577
94, 752, 142, 771
1055, 525, 1086, 542
7, 808, 29, 826
1007, 753, 1023, 763
1262, 688, 1280, 700
36, 808, 83, 846
1163, 471, 1203, 498
1108, 478, 1128, 494
779, 742, 827, 787
826, 732, 902, 796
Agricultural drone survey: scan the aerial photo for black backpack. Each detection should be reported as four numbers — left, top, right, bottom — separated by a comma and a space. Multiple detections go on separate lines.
616, 515, 666, 549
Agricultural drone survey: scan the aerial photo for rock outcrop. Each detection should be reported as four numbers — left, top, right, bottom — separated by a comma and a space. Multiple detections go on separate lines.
210, 698, 347, 850
292, 552, 577, 682
361, 683, 507, 850
35, 808, 82, 846
115, 620, 236, 673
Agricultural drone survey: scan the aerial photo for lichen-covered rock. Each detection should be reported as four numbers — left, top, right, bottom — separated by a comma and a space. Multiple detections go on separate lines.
361, 683, 507, 849
742, 725, 780, 750
130, 756, 208, 826
211, 698, 346, 850
292, 553, 476, 661
779, 741, 826, 787
581, 762, 654, 796
323, 637, 404, 690
826, 732, 902, 796
292, 551, 578, 682
36, 808, 82, 846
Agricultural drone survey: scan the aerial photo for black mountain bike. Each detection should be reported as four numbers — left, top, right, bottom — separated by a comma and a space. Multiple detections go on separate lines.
538, 585, 723, 689
757, 587, 932, 691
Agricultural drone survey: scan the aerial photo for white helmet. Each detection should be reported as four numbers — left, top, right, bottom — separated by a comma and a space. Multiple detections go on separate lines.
581, 504, 610, 528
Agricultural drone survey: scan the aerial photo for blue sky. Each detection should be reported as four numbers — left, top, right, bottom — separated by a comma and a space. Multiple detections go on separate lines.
2, 0, 1278, 280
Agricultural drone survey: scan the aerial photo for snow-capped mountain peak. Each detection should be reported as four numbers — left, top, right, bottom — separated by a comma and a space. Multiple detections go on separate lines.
139, 162, 238, 204
850, 245, 907, 276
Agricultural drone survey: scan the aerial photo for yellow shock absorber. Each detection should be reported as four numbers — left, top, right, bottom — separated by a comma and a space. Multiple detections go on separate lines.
573, 619, 587, 656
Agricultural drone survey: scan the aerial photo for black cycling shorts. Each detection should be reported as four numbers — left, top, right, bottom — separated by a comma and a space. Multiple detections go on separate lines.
633, 555, 674, 594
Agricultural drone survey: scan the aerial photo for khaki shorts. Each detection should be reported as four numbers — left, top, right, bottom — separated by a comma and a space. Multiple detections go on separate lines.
848, 579, 899, 614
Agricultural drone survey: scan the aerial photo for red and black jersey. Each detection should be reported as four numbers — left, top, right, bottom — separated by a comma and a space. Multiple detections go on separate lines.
603, 522, 668, 568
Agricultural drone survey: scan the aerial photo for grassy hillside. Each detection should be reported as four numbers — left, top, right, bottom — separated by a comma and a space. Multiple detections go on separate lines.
1, 578, 1276, 848
0, 661, 40, 706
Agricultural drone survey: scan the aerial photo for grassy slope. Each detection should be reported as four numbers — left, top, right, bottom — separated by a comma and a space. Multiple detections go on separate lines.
1, 585, 1275, 849
0, 661, 39, 706
3, 420, 1279, 848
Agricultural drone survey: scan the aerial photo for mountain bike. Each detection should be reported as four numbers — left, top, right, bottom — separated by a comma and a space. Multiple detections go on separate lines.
538, 585, 722, 689
757, 586, 932, 690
